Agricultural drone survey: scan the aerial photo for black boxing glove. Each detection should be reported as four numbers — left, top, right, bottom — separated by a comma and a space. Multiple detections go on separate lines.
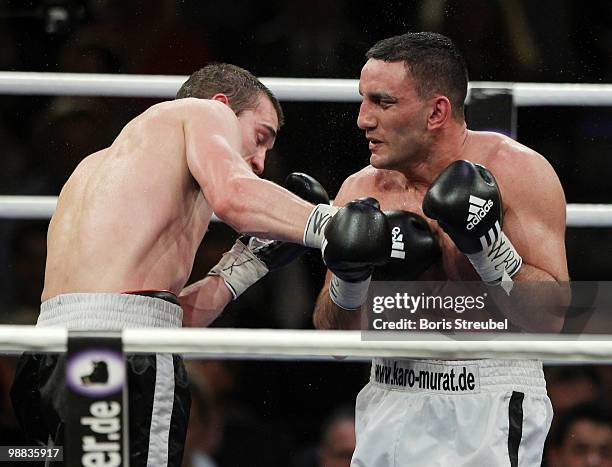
422, 160, 522, 288
209, 173, 330, 299
373, 211, 440, 281
284, 172, 329, 207
323, 198, 391, 310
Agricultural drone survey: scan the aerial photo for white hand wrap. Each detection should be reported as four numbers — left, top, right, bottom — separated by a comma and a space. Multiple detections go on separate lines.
329, 274, 372, 311
466, 232, 523, 293
208, 239, 269, 299
303, 204, 338, 249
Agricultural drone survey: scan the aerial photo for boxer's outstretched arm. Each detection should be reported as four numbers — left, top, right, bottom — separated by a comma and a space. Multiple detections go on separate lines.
181, 172, 334, 326
184, 100, 313, 243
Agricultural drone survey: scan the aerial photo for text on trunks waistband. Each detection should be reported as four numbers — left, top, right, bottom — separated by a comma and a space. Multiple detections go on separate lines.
372, 360, 480, 393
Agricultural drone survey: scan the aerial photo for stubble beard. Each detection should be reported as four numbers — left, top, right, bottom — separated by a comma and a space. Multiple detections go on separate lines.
370, 149, 403, 171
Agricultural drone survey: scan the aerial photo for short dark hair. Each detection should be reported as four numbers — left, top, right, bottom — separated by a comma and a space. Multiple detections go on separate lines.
551, 403, 612, 448
366, 32, 468, 119
176, 62, 284, 127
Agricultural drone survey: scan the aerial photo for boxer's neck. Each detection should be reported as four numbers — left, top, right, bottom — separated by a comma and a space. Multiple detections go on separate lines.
396, 121, 469, 186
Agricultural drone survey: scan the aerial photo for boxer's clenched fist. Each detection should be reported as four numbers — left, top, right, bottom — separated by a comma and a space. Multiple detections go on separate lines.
423, 160, 522, 285
373, 211, 440, 281
323, 198, 391, 310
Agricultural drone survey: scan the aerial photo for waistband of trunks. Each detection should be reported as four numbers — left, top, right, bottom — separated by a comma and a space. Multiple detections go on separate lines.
370, 358, 547, 395
37, 293, 182, 330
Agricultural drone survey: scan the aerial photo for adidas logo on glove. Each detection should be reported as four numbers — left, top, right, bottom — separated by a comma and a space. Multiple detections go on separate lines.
390, 226, 406, 259
466, 195, 494, 231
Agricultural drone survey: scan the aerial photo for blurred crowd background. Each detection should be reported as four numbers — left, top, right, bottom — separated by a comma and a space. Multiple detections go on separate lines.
1, 1, 612, 465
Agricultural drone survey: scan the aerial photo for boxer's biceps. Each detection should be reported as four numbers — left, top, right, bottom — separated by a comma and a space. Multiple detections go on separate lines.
187, 133, 253, 215
183, 106, 246, 190
504, 196, 568, 281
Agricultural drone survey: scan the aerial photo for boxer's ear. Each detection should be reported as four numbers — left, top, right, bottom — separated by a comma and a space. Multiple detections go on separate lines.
211, 93, 230, 106
427, 95, 451, 130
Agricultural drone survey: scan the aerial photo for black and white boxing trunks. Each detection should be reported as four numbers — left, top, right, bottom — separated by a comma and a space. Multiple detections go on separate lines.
11, 292, 190, 467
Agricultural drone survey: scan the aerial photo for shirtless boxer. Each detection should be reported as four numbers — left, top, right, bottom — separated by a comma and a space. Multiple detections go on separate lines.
10, 63, 390, 467
313, 33, 569, 466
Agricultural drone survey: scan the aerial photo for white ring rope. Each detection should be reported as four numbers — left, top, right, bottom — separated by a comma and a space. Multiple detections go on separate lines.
1, 72, 612, 105
0, 326, 611, 361
0, 196, 609, 227
0, 196, 57, 219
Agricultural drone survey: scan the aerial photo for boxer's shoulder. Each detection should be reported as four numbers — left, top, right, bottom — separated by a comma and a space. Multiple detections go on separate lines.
142, 97, 238, 124
127, 99, 237, 133
334, 166, 374, 205
115, 99, 241, 159
465, 131, 555, 185
345, 165, 377, 184
338, 166, 405, 201
463, 131, 564, 215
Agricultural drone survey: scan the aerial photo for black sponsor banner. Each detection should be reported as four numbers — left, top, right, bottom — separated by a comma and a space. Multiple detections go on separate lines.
363, 281, 612, 340
466, 88, 516, 138
65, 332, 129, 467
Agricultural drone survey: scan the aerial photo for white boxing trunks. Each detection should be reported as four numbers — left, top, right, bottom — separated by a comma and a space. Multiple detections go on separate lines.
351, 358, 552, 467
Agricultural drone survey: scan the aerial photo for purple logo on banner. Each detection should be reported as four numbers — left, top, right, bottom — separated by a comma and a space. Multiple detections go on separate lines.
66, 349, 125, 397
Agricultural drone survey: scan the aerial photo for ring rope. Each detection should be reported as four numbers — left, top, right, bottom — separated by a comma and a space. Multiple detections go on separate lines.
0, 196, 608, 227
0, 326, 611, 361
1, 72, 612, 105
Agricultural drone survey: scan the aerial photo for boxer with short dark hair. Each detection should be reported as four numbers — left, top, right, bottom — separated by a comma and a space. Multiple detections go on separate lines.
10, 63, 390, 467
313, 32, 569, 466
